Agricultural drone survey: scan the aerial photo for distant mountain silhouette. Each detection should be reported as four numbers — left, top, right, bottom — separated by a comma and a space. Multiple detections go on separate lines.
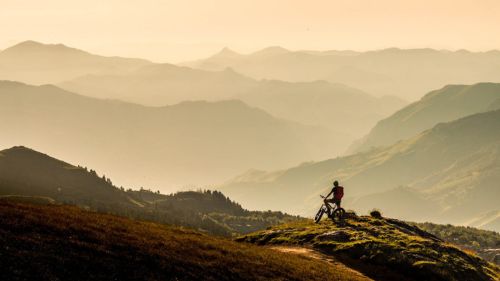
213, 47, 243, 58
351, 83, 500, 153
60, 62, 405, 144
0, 41, 406, 144
0, 81, 345, 188
184, 47, 500, 100
220, 109, 500, 231
249, 46, 290, 58
0, 40, 151, 84
60, 63, 256, 104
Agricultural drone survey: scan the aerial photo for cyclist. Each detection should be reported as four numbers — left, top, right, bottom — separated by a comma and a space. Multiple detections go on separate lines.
324, 180, 344, 213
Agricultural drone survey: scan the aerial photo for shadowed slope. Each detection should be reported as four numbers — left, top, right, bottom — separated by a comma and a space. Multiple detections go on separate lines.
0, 146, 300, 236
0, 201, 369, 281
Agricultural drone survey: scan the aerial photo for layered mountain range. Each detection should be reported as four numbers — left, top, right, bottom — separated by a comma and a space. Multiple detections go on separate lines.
1, 40, 499, 232
185, 47, 500, 100
60, 68, 405, 139
1, 40, 406, 150
0, 81, 346, 188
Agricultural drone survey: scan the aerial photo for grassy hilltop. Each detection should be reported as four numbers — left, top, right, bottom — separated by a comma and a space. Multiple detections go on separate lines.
238, 214, 500, 281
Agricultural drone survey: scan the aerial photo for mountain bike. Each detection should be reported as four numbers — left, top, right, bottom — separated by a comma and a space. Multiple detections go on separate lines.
314, 195, 345, 223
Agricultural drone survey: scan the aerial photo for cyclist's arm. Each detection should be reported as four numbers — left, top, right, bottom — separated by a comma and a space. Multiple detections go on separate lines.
325, 189, 333, 198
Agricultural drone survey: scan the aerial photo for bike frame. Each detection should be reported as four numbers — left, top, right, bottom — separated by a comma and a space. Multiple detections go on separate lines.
321, 196, 339, 217
315, 195, 345, 223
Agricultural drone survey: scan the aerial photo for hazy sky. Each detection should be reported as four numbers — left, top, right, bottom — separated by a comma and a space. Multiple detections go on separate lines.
1, 0, 500, 62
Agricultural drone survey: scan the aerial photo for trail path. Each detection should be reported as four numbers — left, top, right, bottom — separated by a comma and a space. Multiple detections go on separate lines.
271, 246, 374, 281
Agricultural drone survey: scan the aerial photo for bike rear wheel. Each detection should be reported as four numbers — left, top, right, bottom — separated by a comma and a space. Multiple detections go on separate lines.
332, 208, 345, 222
314, 206, 325, 223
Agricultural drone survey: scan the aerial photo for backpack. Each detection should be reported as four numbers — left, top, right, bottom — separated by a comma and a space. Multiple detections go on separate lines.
334, 186, 344, 200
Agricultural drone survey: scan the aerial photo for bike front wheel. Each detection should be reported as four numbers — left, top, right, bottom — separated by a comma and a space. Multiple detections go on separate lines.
314, 206, 325, 223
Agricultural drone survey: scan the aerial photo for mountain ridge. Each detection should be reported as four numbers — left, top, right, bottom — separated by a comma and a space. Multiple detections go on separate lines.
184, 47, 500, 100
60, 65, 406, 144
350, 82, 500, 153
0, 40, 151, 85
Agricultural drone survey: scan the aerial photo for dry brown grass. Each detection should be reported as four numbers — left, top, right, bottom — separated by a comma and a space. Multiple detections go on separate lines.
0, 201, 368, 281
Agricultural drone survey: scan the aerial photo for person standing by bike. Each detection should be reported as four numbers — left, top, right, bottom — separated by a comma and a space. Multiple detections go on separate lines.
324, 180, 344, 213
314, 180, 346, 223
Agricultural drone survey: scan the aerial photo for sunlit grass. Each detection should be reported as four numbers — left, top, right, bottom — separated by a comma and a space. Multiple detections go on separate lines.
238, 215, 500, 281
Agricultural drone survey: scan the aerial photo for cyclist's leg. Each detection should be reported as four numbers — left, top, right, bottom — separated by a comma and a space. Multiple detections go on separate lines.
334, 199, 341, 209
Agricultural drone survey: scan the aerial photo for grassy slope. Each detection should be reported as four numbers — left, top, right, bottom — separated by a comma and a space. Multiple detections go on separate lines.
414, 222, 500, 264
0, 200, 369, 281
238, 215, 499, 281
353, 83, 500, 153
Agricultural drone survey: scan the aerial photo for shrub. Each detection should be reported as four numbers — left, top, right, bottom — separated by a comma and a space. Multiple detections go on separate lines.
370, 209, 382, 219
344, 210, 357, 219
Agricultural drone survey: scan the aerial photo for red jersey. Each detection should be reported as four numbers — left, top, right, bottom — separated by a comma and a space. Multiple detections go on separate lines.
333, 186, 344, 200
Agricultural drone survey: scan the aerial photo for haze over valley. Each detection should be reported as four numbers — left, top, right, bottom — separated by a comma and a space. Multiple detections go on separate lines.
1, 39, 499, 231
0, 81, 343, 189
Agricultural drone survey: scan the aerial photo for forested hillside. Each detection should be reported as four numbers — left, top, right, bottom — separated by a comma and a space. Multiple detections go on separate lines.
0, 146, 300, 236
414, 222, 500, 264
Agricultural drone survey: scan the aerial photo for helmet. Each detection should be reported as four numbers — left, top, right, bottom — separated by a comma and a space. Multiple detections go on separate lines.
333, 180, 339, 187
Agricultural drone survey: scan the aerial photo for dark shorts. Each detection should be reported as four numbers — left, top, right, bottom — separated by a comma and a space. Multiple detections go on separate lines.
334, 199, 341, 207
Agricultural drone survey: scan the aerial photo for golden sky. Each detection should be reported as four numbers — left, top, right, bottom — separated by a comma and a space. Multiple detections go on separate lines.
1, 0, 499, 62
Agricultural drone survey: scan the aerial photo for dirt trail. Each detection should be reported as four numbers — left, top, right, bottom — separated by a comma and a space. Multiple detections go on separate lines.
271, 246, 374, 281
